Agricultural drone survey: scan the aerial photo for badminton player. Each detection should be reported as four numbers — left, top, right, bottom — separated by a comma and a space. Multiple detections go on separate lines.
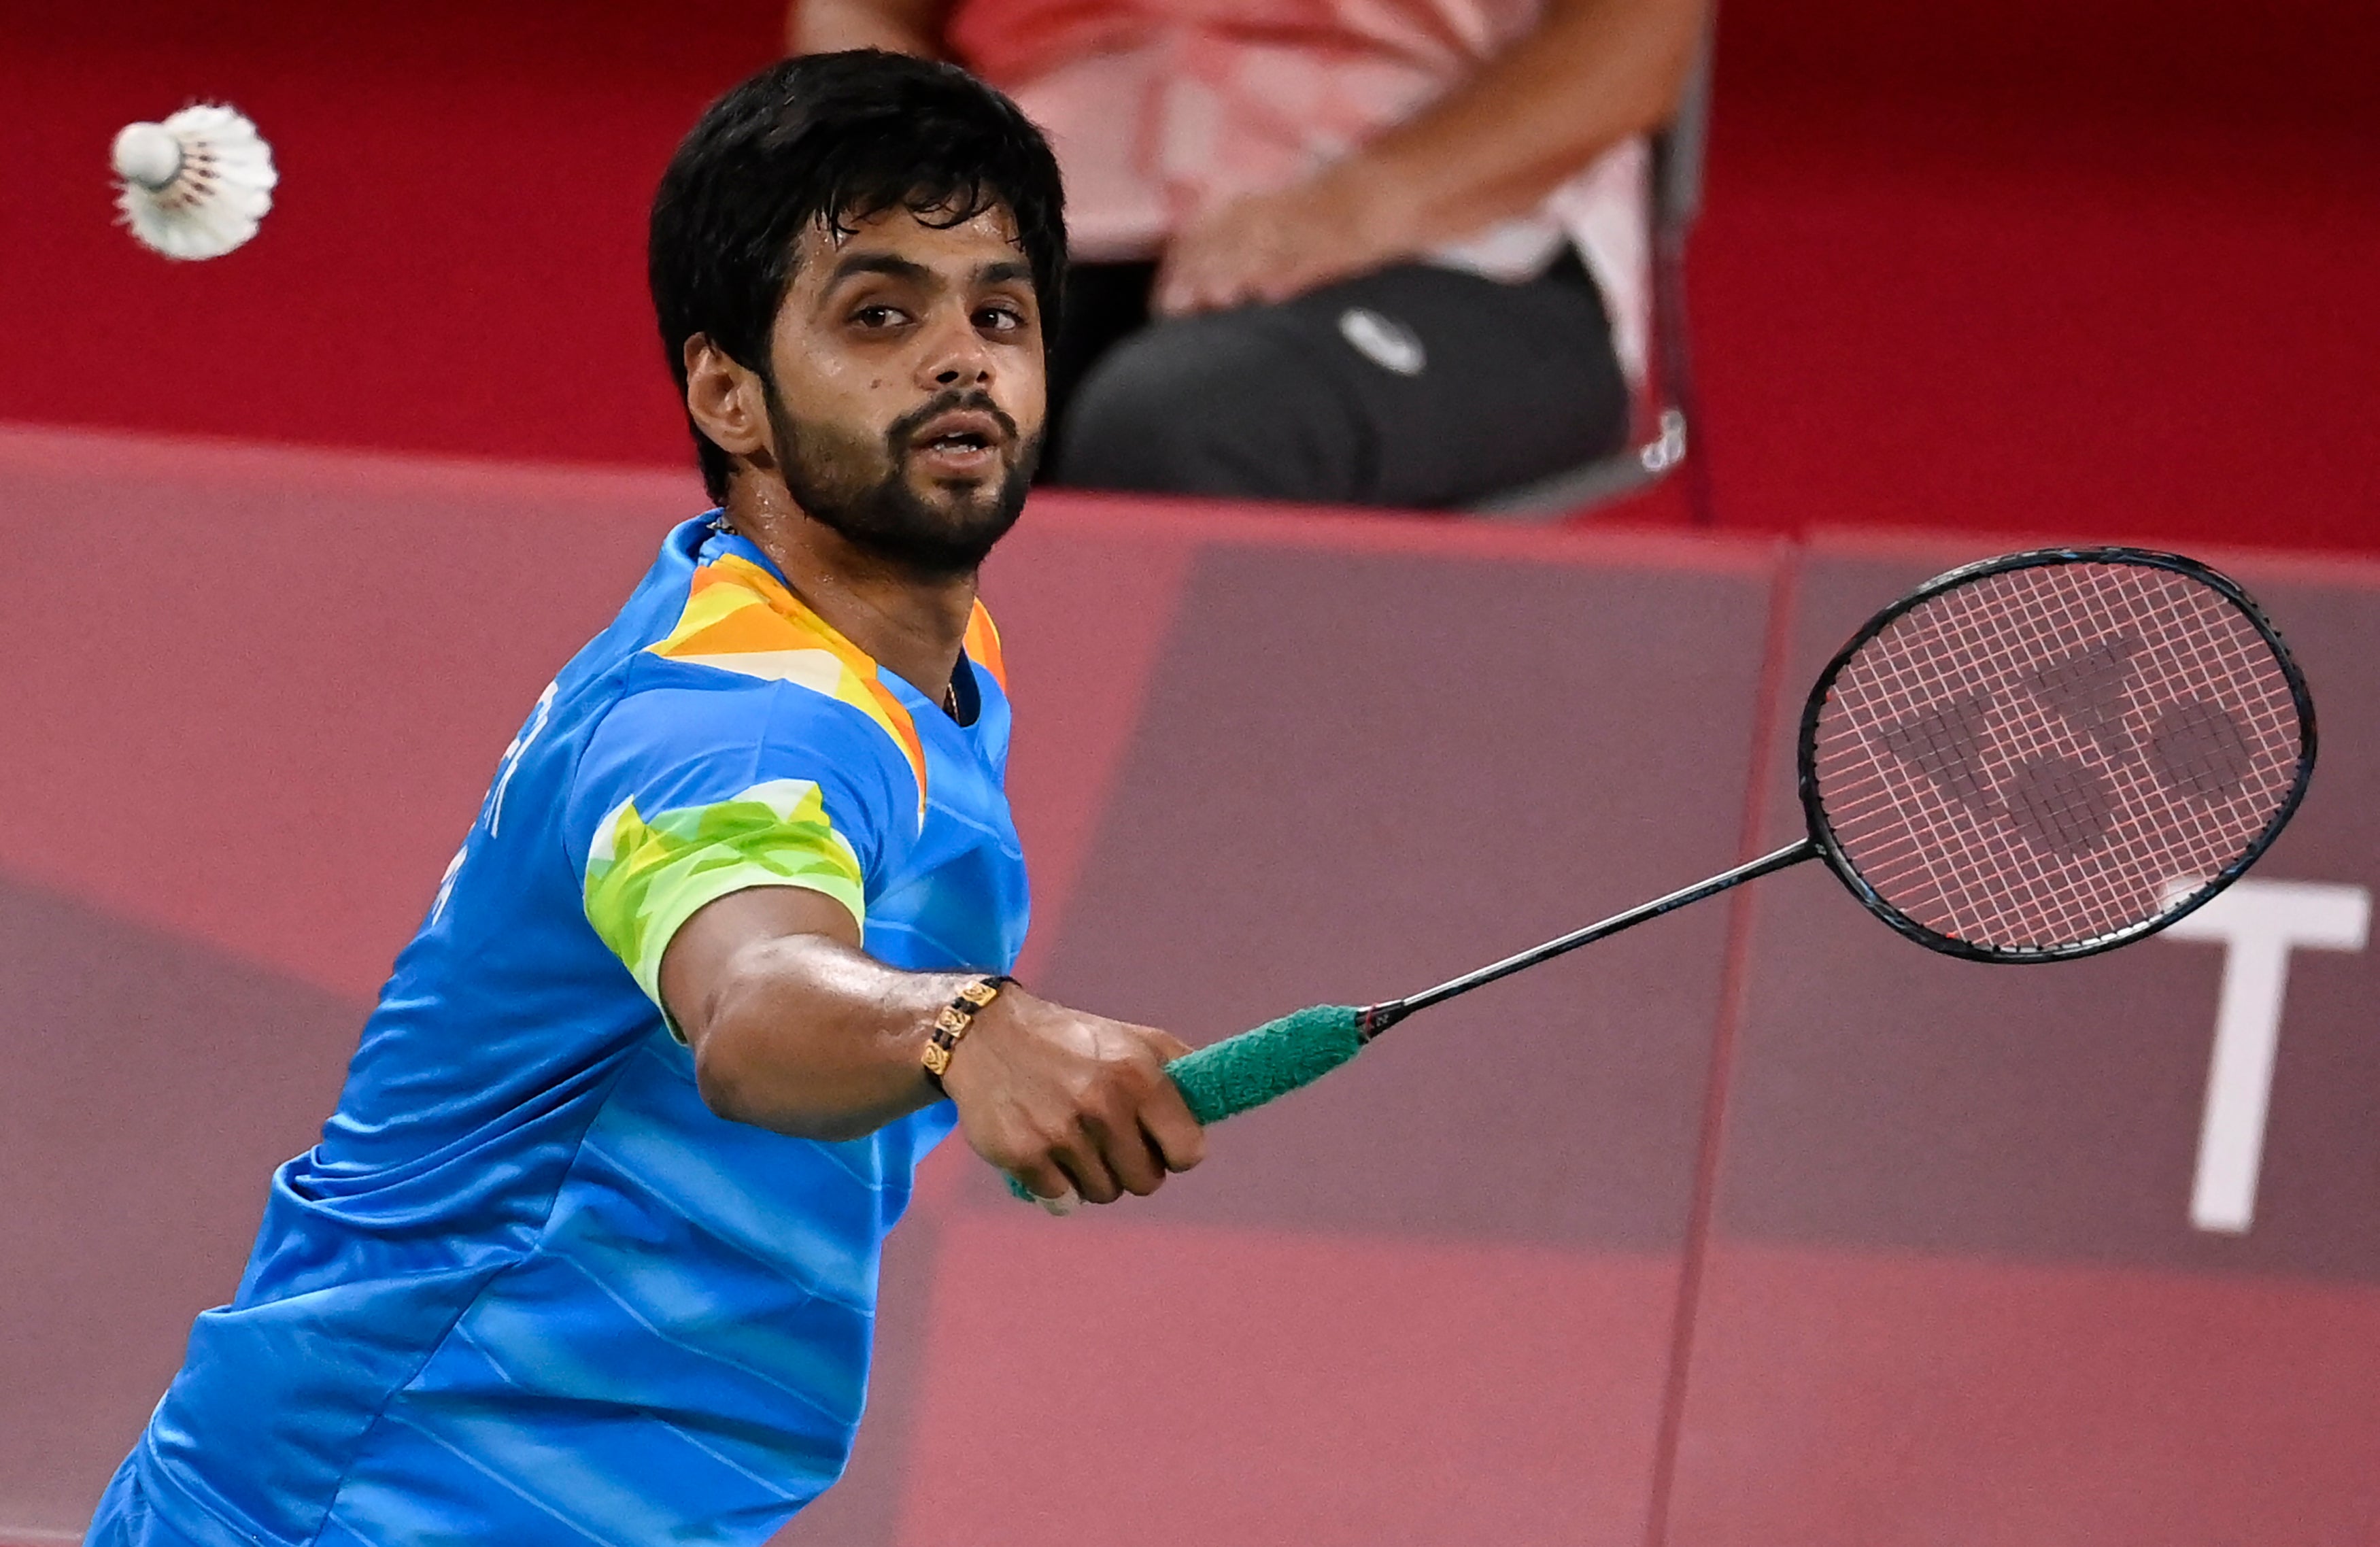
87, 52, 1202, 1547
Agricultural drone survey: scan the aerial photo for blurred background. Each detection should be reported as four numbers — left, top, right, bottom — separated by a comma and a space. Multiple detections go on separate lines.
3, 1, 2377, 1543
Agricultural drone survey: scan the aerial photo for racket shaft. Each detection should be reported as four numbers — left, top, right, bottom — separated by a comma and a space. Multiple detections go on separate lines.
1006, 841, 1813, 1204
1391, 838, 1816, 1019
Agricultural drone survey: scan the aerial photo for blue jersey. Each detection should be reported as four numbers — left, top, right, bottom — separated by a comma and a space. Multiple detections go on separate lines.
96, 517, 1028, 1547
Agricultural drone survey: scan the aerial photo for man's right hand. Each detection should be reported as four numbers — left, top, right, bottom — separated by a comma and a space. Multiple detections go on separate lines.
939, 988, 1206, 1206
663, 887, 1205, 1193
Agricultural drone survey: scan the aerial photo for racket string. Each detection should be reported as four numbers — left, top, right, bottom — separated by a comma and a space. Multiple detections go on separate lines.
1863, 577, 2286, 944
1858, 571, 2292, 942
1813, 561, 2302, 953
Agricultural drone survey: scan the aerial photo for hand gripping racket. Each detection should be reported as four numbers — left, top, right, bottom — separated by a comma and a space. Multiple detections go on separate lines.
1008, 548, 2315, 1205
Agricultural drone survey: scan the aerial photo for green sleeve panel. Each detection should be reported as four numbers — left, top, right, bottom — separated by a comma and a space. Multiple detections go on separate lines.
583, 777, 866, 1018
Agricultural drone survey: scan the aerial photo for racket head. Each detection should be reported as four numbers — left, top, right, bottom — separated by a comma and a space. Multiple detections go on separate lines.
1798, 547, 2315, 962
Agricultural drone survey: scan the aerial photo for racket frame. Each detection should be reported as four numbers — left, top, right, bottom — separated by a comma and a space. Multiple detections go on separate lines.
1796, 546, 2318, 964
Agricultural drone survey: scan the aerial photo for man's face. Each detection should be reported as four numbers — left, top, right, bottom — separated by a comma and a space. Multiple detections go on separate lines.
762, 201, 1047, 575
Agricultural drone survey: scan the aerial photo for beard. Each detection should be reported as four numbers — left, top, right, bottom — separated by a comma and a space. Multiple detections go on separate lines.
766, 386, 1040, 578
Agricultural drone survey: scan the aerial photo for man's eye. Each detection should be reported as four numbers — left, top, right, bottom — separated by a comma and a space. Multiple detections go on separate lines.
852, 305, 907, 328
976, 305, 1023, 332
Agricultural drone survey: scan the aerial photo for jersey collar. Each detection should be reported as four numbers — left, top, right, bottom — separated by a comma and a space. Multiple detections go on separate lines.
696, 515, 985, 727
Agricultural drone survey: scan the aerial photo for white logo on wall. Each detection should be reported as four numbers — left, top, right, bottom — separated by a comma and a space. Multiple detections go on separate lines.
2162, 879, 2370, 1234
1338, 308, 1427, 377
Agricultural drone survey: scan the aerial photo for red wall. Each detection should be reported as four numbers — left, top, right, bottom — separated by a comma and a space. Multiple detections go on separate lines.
2, 0, 2375, 551
3, 428, 2376, 1544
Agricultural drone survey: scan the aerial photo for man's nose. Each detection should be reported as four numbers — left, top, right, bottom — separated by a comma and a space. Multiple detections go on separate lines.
919, 309, 994, 390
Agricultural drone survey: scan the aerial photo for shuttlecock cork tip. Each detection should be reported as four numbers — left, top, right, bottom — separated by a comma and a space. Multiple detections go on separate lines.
112, 122, 183, 190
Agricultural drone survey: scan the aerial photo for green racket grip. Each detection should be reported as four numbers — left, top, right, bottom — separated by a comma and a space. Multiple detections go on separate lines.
1167, 1004, 1366, 1123
1004, 1004, 1365, 1204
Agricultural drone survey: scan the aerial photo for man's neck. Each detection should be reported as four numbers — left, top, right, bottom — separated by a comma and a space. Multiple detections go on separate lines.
724, 482, 976, 711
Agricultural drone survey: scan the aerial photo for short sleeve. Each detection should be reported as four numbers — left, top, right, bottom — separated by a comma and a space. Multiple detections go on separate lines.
564, 679, 922, 1017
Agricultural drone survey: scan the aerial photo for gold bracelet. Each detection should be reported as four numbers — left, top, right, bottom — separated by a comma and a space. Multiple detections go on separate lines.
921, 974, 1015, 1091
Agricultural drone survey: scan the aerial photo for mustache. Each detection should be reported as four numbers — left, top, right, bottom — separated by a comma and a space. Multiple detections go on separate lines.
887, 388, 1020, 449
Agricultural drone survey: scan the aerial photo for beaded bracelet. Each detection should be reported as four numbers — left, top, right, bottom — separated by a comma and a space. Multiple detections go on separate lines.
920, 974, 1016, 1091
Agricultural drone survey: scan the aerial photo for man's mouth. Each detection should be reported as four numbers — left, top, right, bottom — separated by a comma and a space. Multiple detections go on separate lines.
908, 409, 1010, 474
909, 407, 1004, 454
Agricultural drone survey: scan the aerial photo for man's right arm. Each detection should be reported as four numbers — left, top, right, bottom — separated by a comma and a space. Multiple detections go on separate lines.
660, 884, 1205, 1206
786, 0, 951, 58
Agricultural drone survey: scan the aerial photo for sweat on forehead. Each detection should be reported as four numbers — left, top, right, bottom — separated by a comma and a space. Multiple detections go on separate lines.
812, 188, 1020, 243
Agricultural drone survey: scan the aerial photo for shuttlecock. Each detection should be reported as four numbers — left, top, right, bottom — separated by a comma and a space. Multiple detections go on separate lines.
111, 105, 277, 260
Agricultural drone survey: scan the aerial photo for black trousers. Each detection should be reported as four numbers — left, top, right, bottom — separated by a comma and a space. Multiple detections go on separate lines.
1044, 255, 1631, 510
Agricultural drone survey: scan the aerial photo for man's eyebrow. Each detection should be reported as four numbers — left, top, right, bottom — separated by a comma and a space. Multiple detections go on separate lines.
977, 259, 1034, 288
823, 252, 936, 288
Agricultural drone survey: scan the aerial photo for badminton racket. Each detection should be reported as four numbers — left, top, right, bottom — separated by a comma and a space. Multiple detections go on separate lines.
1008, 547, 2315, 1204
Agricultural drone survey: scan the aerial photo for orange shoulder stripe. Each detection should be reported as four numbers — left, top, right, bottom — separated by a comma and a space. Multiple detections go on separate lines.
647, 554, 929, 821
964, 600, 1008, 693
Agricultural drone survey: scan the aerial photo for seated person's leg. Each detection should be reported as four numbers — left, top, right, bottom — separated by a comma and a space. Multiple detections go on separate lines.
1050, 255, 1630, 509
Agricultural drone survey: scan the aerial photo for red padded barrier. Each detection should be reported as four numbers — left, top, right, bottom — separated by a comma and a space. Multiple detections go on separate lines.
3, 432, 2377, 1546
1652, 534, 2380, 1544
1668, 1245, 2380, 1545
901, 1219, 1681, 1547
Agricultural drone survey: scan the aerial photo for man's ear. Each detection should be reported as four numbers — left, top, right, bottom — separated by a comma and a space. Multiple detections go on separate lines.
683, 335, 773, 465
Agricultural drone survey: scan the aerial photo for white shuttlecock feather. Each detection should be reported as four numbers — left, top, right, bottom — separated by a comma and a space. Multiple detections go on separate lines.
111, 105, 277, 260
